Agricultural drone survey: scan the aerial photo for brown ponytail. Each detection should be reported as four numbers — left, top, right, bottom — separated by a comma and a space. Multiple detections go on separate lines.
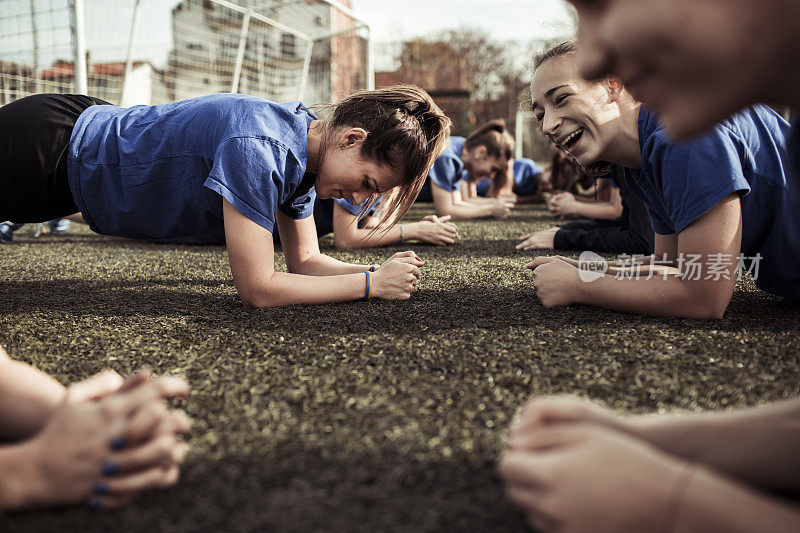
320, 85, 451, 227
464, 118, 515, 164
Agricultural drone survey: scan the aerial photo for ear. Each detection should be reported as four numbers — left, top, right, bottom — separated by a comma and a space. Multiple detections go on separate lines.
473, 145, 488, 159
605, 77, 624, 102
340, 127, 368, 147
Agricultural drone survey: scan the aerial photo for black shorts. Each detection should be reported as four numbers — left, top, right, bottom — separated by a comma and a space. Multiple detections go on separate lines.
0, 94, 110, 223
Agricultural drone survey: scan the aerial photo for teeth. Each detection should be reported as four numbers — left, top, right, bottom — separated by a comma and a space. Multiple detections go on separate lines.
562, 129, 582, 146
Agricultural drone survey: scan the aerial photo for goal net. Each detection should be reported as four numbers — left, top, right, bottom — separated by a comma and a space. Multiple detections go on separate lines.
515, 109, 551, 165
0, 0, 371, 107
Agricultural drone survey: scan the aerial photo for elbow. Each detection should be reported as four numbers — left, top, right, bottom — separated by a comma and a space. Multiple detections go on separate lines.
333, 233, 356, 249
699, 300, 729, 320
686, 292, 730, 320
236, 281, 281, 309
239, 291, 273, 309
435, 205, 453, 217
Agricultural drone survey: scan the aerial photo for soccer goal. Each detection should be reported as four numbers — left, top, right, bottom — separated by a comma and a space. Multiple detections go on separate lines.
0, 0, 373, 107
515, 109, 551, 165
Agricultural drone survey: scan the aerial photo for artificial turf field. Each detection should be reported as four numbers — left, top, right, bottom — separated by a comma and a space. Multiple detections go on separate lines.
1, 202, 799, 532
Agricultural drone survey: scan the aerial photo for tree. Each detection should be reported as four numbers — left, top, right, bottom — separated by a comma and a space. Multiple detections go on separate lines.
390, 26, 529, 136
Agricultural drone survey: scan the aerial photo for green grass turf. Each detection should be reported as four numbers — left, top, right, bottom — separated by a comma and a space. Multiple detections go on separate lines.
1, 203, 799, 532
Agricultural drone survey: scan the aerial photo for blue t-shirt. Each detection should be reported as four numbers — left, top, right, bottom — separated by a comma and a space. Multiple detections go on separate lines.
618, 106, 799, 300
332, 197, 379, 217
67, 94, 316, 241
427, 136, 467, 193
475, 158, 542, 196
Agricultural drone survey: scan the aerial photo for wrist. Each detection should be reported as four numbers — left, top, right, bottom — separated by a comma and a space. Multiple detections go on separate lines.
570, 266, 589, 305
0, 439, 46, 511
362, 271, 372, 301
404, 223, 421, 241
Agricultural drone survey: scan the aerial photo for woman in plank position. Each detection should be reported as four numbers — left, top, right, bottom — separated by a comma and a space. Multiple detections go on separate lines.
501, 0, 800, 527
0, 86, 450, 307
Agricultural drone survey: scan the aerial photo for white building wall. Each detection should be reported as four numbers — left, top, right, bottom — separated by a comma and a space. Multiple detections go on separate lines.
120, 64, 154, 106
168, 0, 337, 104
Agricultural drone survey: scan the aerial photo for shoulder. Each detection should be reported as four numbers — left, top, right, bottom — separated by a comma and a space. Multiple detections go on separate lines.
514, 158, 541, 173
442, 137, 466, 159
639, 107, 746, 172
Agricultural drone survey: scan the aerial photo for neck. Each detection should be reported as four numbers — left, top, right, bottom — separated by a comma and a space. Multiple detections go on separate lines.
306, 120, 322, 173
600, 101, 643, 169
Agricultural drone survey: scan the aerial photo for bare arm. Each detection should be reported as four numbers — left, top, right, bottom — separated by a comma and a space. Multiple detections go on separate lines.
459, 180, 504, 203
0, 345, 66, 441
514, 191, 546, 204
333, 204, 404, 248
432, 183, 510, 220
223, 200, 420, 307
629, 397, 800, 494
549, 188, 623, 219
276, 209, 371, 276
459, 180, 474, 201
530, 194, 742, 319
332, 204, 458, 249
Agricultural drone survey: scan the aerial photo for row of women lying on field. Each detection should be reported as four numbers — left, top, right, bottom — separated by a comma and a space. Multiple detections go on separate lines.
3, 0, 800, 527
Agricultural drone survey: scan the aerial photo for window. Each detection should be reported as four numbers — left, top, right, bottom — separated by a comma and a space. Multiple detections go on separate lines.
280, 33, 296, 58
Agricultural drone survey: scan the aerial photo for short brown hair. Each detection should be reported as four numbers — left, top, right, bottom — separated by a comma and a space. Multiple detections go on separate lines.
534, 40, 577, 70
321, 85, 451, 226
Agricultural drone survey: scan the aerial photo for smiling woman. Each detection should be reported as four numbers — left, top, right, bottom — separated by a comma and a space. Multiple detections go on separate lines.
0, 86, 451, 307
525, 41, 797, 319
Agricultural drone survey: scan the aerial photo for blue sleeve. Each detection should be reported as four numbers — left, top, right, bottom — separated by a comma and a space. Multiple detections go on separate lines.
643, 128, 750, 234
428, 154, 462, 192
334, 197, 366, 216
204, 137, 299, 233
475, 178, 491, 196
599, 177, 618, 190
333, 196, 382, 218
512, 159, 542, 196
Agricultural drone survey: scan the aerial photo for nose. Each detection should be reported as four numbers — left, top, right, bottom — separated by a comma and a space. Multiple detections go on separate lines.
575, 16, 614, 81
542, 110, 562, 138
350, 190, 370, 205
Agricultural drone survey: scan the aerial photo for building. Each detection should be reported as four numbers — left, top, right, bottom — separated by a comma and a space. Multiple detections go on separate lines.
37, 58, 166, 106
167, 0, 366, 105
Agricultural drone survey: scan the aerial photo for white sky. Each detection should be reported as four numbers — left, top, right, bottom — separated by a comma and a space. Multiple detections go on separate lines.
352, 0, 575, 44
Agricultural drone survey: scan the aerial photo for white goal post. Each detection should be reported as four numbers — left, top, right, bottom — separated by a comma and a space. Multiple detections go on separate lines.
0, 0, 373, 107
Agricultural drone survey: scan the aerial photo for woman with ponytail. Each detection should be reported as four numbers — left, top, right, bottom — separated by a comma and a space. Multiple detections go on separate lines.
0, 86, 451, 307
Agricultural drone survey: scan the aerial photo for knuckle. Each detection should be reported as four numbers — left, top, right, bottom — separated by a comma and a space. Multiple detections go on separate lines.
99, 402, 120, 421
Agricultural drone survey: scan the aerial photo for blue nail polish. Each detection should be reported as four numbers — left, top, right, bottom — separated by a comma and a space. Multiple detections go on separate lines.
110, 437, 127, 451
92, 483, 111, 495
101, 462, 120, 476
87, 498, 104, 510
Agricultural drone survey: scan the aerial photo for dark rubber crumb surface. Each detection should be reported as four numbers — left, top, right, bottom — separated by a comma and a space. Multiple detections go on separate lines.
2, 204, 798, 532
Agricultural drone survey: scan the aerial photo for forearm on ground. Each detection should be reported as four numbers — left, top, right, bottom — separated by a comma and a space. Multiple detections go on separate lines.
631, 399, 800, 492
0, 353, 65, 441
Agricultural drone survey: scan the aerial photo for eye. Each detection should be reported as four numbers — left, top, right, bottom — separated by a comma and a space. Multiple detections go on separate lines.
555, 94, 569, 105
535, 113, 544, 123
364, 177, 379, 193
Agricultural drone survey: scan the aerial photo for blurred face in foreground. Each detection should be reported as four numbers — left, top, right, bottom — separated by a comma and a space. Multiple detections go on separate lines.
569, 0, 796, 139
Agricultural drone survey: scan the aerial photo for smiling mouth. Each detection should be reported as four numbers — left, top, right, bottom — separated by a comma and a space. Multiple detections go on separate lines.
559, 128, 584, 151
